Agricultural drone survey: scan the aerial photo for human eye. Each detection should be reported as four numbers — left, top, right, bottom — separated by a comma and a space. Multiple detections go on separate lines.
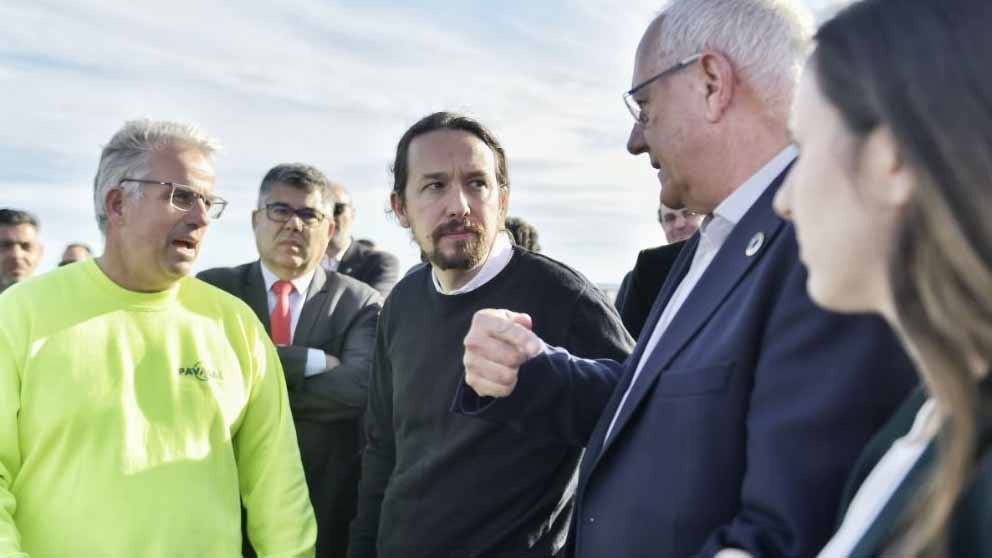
298, 208, 321, 223
422, 181, 444, 192
269, 203, 292, 218
172, 188, 198, 209
468, 178, 489, 189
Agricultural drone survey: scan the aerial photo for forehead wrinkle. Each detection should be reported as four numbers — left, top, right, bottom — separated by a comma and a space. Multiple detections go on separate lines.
263, 185, 324, 210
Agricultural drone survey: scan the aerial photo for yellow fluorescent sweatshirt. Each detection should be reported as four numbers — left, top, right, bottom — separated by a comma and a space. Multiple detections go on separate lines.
0, 260, 315, 558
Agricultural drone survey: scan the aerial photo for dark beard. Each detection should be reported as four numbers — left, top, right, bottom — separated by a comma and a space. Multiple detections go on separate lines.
428, 219, 487, 270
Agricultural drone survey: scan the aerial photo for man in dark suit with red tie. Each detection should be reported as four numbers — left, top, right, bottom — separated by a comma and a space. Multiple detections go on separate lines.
199, 163, 381, 558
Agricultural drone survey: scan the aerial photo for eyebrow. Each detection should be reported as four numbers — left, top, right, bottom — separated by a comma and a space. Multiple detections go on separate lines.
419, 172, 449, 181
418, 169, 490, 181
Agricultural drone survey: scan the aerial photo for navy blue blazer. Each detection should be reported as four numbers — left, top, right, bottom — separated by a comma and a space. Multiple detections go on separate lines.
455, 170, 917, 557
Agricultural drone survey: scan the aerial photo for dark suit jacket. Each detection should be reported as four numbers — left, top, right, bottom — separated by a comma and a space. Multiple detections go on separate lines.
198, 262, 382, 558
835, 375, 992, 557
614, 242, 685, 339
334, 240, 400, 298
457, 170, 918, 557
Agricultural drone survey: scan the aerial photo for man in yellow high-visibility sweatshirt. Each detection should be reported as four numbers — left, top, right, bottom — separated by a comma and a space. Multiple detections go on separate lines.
0, 119, 316, 558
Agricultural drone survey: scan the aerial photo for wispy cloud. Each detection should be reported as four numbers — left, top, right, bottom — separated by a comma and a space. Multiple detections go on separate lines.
0, 0, 824, 283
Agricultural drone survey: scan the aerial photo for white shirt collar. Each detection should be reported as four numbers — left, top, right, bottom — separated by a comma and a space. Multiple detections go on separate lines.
432, 231, 514, 295
259, 261, 317, 297
711, 145, 798, 227
320, 237, 352, 272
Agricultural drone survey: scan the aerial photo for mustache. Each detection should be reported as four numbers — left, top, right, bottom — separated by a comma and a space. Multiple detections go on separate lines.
431, 219, 484, 243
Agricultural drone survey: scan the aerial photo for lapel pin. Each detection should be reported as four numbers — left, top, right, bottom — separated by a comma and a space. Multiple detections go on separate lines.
745, 232, 764, 257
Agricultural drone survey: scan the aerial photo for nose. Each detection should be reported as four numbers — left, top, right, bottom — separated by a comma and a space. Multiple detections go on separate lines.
187, 198, 211, 227
627, 122, 647, 155
444, 185, 471, 218
283, 213, 305, 231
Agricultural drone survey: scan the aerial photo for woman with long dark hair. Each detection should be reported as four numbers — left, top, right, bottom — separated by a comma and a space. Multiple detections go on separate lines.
773, 0, 992, 555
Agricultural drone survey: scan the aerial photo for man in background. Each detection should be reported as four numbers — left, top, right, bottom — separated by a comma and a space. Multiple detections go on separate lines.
0, 208, 43, 294
200, 163, 381, 558
59, 242, 93, 266
659, 202, 701, 244
321, 183, 399, 297
614, 195, 700, 338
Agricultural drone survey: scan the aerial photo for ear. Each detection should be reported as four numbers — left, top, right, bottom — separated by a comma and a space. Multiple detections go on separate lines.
863, 125, 914, 208
390, 191, 410, 228
498, 186, 510, 222
105, 187, 127, 227
325, 217, 336, 239
251, 209, 260, 229
699, 51, 735, 123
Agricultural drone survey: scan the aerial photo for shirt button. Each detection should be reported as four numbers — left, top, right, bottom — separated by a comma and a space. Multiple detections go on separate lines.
588, 517, 595, 524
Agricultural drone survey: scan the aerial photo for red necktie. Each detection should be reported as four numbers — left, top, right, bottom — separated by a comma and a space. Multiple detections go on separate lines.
271, 280, 294, 345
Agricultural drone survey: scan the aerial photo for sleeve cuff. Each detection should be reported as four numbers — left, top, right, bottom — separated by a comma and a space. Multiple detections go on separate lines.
304, 348, 326, 377
451, 341, 556, 416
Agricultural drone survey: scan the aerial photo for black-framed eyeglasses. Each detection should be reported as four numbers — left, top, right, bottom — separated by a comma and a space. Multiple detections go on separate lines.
119, 178, 228, 219
623, 53, 702, 124
333, 202, 350, 217
264, 202, 326, 227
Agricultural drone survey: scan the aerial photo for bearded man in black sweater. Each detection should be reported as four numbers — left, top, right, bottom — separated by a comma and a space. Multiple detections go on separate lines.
347, 112, 633, 558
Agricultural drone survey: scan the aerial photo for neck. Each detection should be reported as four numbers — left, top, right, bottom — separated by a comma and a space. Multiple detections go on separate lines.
697, 114, 789, 212
435, 264, 485, 293
95, 253, 176, 293
264, 260, 315, 282
326, 236, 351, 260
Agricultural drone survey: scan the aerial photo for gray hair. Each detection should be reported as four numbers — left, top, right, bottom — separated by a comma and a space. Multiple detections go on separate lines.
653, 0, 814, 118
93, 119, 219, 234
257, 163, 337, 215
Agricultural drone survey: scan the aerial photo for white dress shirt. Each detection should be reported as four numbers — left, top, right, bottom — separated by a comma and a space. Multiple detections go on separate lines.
604, 146, 798, 442
432, 231, 514, 295
259, 263, 326, 377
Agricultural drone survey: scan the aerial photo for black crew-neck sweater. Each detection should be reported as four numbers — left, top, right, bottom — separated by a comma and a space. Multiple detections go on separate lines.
348, 247, 633, 558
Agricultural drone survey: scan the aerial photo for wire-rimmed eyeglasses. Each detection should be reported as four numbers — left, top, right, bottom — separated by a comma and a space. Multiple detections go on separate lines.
119, 178, 228, 219
623, 53, 702, 124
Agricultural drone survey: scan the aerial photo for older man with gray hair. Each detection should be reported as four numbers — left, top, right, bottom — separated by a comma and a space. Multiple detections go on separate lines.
0, 119, 316, 558
455, 1, 916, 557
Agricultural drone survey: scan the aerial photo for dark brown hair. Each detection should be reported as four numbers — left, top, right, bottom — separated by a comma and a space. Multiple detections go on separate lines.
390, 112, 509, 208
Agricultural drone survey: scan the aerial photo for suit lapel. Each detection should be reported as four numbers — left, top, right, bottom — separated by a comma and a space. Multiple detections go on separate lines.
338, 240, 359, 275
294, 266, 329, 345
580, 235, 698, 470
247, 261, 271, 332
595, 173, 789, 461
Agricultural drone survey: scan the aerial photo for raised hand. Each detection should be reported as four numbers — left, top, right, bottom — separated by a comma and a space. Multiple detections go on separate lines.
462, 309, 544, 397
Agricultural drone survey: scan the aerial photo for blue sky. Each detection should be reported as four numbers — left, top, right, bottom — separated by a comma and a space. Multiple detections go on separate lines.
1, 0, 845, 284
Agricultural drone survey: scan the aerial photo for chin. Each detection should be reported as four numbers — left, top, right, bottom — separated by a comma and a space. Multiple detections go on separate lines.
165, 261, 194, 279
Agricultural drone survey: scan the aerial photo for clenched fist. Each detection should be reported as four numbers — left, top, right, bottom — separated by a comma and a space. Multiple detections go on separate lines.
462, 308, 545, 397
